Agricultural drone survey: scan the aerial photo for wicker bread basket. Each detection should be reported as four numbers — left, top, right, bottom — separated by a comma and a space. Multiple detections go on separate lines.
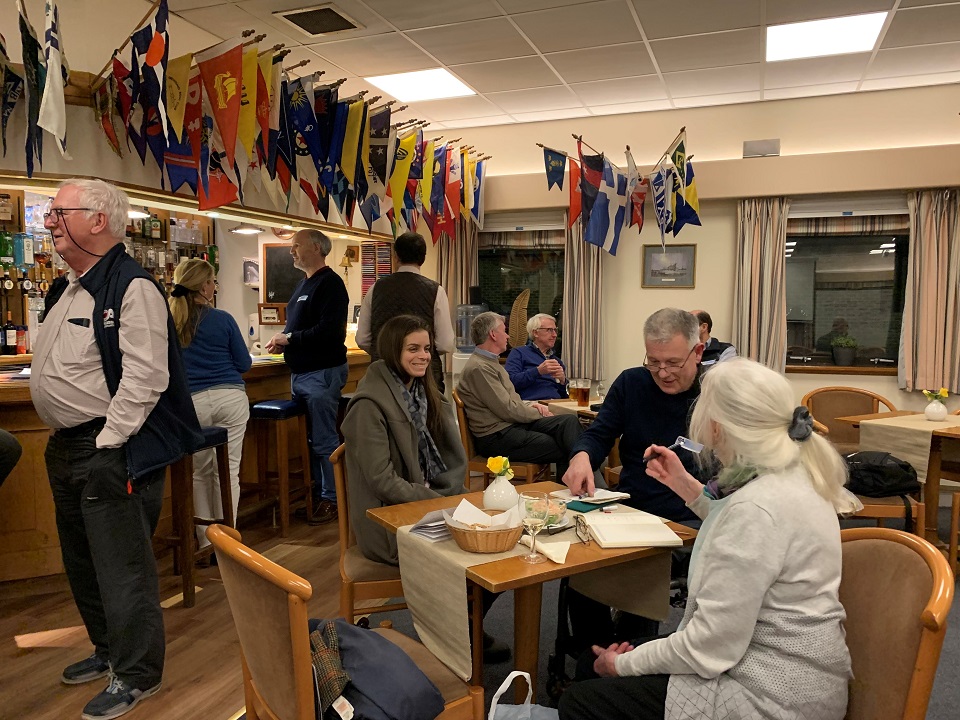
446, 509, 523, 554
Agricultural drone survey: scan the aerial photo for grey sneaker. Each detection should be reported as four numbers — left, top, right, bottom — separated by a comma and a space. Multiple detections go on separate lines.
61, 654, 110, 685
81, 674, 161, 720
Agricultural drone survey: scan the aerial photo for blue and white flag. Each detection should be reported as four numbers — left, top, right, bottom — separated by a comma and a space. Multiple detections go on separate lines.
38, 0, 69, 158
651, 165, 674, 248
544, 148, 566, 190
584, 158, 627, 256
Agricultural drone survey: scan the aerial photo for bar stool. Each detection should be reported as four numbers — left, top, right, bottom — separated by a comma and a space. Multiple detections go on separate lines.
160, 425, 232, 608
243, 399, 312, 537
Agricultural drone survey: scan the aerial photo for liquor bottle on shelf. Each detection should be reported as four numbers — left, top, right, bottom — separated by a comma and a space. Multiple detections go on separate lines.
191, 219, 202, 244
3, 311, 17, 355
2, 269, 14, 293
0, 194, 13, 224
205, 245, 219, 273
150, 215, 162, 240
0, 230, 14, 269
16, 325, 27, 355
13, 233, 35, 272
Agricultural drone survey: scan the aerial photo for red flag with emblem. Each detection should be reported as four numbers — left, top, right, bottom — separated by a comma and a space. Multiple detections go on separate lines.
195, 38, 243, 170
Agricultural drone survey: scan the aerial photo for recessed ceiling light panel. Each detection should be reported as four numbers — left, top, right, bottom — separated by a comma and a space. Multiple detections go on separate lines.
365, 68, 475, 102
766, 12, 887, 62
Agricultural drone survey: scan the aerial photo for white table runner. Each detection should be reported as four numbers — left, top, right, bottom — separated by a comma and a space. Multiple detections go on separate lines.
859, 415, 960, 482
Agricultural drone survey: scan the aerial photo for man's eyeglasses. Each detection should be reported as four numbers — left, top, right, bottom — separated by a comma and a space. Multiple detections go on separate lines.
43, 207, 94, 223
643, 347, 696, 374
574, 514, 591, 545
537, 327, 558, 334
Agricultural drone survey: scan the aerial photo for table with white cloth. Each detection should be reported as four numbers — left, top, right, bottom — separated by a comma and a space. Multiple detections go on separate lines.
367, 481, 695, 702
857, 414, 960, 545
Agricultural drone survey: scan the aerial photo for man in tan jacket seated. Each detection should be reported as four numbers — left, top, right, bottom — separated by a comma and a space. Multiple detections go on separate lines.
457, 311, 583, 479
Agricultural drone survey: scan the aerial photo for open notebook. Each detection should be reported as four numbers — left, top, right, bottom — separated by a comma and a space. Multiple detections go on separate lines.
583, 511, 683, 548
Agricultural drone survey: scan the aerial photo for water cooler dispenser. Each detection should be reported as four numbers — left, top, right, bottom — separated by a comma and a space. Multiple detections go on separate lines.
453, 303, 486, 387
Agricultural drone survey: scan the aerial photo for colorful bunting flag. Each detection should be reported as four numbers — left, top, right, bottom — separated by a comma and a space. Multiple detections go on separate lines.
429, 143, 448, 243
441, 143, 461, 240
164, 67, 201, 194
568, 158, 581, 228
237, 46, 258, 159
651, 165, 674, 248
584, 158, 627, 256
165, 52, 193, 141
1, 36, 25, 158
624, 148, 647, 232
544, 148, 566, 190
112, 49, 138, 140
340, 99, 365, 186
196, 37, 242, 170
93, 80, 122, 157
131, 0, 170, 142
18, 0, 44, 178
198, 74, 239, 211
668, 130, 686, 192
577, 140, 603, 230
472, 158, 486, 229
389, 130, 417, 219
671, 160, 701, 236
38, 1, 70, 158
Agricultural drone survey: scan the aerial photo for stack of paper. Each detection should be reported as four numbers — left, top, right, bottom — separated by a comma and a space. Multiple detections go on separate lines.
550, 488, 631, 505
584, 511, 682, 548
410, 510, 451, 543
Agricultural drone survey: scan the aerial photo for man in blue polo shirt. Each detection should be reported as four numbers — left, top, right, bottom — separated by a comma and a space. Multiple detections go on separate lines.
505, 313, 568, 401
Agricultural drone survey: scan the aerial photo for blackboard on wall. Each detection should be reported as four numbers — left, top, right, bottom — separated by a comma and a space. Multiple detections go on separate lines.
262, 242, 304, 305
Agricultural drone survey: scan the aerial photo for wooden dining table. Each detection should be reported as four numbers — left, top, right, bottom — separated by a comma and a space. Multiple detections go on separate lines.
366, 481, 695, 701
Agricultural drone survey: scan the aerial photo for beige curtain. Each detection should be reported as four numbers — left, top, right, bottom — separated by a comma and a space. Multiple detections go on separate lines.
436, 216, 479, 315
901, 190, 960, 392
562, 215, 604, 379
786, 215, 909, 236
732, 198, 791, 370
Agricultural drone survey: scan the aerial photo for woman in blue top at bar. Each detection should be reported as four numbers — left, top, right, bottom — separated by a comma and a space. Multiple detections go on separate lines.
169, 258, 251, 551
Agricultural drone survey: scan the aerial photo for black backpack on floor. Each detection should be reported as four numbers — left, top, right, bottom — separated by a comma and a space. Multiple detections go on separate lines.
844, 451, 921, 530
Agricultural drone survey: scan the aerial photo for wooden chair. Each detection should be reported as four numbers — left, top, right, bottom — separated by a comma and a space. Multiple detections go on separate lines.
839, 527, 954, 720
207, 524, 484, 720
451, 389, 550, 490
330, 443, 407, 625
802, 386, 897, 455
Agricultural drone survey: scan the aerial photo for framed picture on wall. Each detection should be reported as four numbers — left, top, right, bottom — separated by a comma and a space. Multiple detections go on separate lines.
641, 244, 696, 288
242, 257, 260, 287
345, 245, 360, 262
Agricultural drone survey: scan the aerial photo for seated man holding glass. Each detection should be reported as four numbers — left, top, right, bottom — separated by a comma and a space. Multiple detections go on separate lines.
505, 313, 568, 401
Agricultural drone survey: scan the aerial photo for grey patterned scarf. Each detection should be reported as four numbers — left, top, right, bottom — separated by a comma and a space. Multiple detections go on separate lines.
388, 369, 447, 487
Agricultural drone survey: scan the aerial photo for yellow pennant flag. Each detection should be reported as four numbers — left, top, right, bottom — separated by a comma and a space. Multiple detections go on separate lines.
165, 53, 193, 139
340, 100, 365, 184
238, 47, 258, 157
389, 131, 418, 218
462, 152, 476, 220
420, 139, 435, 219
257, 53, 273, 107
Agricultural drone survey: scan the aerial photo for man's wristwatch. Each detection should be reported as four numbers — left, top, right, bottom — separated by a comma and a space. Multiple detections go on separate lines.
285, 332, 292, 341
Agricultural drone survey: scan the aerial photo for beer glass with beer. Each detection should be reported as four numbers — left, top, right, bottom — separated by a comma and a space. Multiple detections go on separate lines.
570, 378, 591, 407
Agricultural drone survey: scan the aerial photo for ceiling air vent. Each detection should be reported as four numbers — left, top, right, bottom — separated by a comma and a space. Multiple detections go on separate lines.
274, 4, 362, 37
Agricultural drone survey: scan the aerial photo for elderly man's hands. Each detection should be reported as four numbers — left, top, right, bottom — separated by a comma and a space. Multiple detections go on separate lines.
562, 451, 596, 496
538, 358, 565, 382
264, 332, 289, 354
593, 642, 634, 677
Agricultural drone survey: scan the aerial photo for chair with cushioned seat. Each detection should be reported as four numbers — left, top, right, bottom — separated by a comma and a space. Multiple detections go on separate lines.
160, 425, 232, 608
207, 523, 483, 720
244, 399, 312, 537
839, 527, 953, 720
451, 389, 550, 490
802, 386, 897, 455
330, 443, 407, 625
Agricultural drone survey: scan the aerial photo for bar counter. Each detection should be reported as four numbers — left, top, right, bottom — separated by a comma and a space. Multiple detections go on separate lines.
0, 350, 370, 582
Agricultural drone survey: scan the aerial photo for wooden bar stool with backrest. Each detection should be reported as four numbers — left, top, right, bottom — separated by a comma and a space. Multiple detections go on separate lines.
451, 389, 550, 490
207, 524, 484, 720
244, 399, 312, 537
159, 425, 233, 608
330, 443, 407, 625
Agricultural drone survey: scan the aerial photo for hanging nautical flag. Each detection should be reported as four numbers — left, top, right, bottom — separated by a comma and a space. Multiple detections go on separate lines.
584, 158, 627, 256
112, 49, 138, 138
410, 131, 425, 180
441, 143, 461, 240
568, 158, 581, 228
38, 1, 70, 158
164, 67, 201, 194
668, 130, 686, 192
131, 0, 170, 142
543, 147, 566, 190
17, 0, 44, 178
624, 148, 647, 231
237, 46, 258, 159
347, 100, 370, 223
321, 100, 347, 192
198, 71, 239, 211
367, 104, 391, 186
577, 140, 603, 228
165, 52, 193, 140
428, 143, 448, 243
671, 160, 701, 236
196, 37, 242, 170
462, 151, 476, 221
253, 53, 270, 158
263, 54, 281, 178
472, 158, 486, 229
651, 165, 674, 248
93, 81, 122, 157
286, 78, 324, 174
389, 130, 417, 219
1, 35, 25, 158
275, 76, 298, 186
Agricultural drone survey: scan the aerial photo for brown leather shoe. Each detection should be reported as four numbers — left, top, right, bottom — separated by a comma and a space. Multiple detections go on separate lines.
308, 499, 338, 526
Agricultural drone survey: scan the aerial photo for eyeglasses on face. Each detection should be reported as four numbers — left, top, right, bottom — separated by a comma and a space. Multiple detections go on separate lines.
43, 207, 94, 223
537, 327, 558, 334
642, 347, 696, 374
574, 514, 591, 545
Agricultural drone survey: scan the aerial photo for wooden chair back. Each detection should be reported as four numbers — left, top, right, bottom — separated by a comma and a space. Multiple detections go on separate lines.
508, 288, 531, 349
839, 527, 954, 720
802, 386, 897, 453
207, 524, 315, 720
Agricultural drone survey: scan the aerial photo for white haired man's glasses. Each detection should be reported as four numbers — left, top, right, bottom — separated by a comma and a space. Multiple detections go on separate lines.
43, 207, 94, 223
643, 347, 696, 374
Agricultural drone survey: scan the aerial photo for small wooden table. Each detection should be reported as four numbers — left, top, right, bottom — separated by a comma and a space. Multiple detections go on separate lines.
367, 481, 694, 701
835, 411, 920, 428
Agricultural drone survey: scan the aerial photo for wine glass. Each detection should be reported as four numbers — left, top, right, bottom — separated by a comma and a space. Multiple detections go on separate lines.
596, 381, 606, 402
518, 491, 549, 564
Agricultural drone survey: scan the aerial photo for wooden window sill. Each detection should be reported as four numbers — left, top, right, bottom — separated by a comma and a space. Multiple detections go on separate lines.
784, 365, 898, 376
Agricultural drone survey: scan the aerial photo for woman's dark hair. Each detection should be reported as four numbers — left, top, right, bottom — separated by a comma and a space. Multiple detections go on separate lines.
377, 314, 443, 437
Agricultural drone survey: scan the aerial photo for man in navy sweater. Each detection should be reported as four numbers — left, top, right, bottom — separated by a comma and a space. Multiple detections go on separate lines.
266, 229, 349, 525
505, 313, 568, 400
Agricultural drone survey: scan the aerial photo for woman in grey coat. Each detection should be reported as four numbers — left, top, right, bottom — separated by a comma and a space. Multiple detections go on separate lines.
341, 314, 466, 566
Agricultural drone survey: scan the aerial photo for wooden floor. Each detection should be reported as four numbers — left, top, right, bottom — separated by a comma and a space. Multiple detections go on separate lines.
0, 516, 343, 720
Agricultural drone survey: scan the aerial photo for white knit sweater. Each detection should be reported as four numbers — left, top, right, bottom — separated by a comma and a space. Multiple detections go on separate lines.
615, 466, 851, 720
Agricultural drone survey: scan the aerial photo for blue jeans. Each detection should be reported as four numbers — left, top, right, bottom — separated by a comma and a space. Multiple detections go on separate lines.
292, 363, 348, 503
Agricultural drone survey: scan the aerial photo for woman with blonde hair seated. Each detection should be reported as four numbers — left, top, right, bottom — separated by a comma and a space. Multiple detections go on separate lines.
559, 358, 859, 720
169, 258, 251, 551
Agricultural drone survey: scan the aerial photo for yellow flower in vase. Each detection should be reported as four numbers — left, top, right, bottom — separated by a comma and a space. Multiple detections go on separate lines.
922, 388, 949, 402
486, 456, 514, 481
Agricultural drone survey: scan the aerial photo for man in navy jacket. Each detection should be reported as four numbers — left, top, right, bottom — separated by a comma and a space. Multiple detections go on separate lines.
505, 313, 568, 400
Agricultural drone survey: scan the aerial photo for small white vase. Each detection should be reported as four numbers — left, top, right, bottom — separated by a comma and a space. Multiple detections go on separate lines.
483, 472, 519, 511
925, 400, 948, 422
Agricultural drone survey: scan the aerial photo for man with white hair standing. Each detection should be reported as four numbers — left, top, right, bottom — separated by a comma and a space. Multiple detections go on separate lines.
505, 312, 568, 401
33, 179, 203, 719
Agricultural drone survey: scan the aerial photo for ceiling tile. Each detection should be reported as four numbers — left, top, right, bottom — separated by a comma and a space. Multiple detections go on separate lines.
407, 96, 504, 121
763, 82, 859, 100
881, 5, 960, 48
545, 42, 655, 83
860, 70, 960, 91
406, 18, 534, 65
280, 47, 354, 79
178, 4, 275, 41
589, 98, 673, 114
672, 90, 761, 108
436, 115, 516, 129
664, 64, 760, 97
867, 42, 960, 78
237, 0, 392, 43
650, 29, 761, 72
450, 57, 560, 92
765, 0, 893, 25
169, 0, 231, 10
764, 53, 870, 88
510, 108, 592, 122
570, 75, 667, 104
512, 0, 643, 53
486, 86, 583, 113
499, 0, 599, 11
360, 0, 502, 30
631, 0, 761, 40
898, 0, 955, 6
308, 34, 436, 76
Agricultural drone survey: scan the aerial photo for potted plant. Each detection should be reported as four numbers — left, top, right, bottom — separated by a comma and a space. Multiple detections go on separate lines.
830, 335, 857, 366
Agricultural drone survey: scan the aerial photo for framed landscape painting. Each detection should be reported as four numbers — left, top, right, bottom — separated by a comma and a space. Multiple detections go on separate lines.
642, 244, 696, 288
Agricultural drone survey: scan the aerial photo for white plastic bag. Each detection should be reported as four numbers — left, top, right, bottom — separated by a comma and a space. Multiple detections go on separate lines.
488, 671, 559, 720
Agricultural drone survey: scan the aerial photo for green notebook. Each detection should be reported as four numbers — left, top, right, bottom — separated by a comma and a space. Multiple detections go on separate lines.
567, 500, 615, 513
